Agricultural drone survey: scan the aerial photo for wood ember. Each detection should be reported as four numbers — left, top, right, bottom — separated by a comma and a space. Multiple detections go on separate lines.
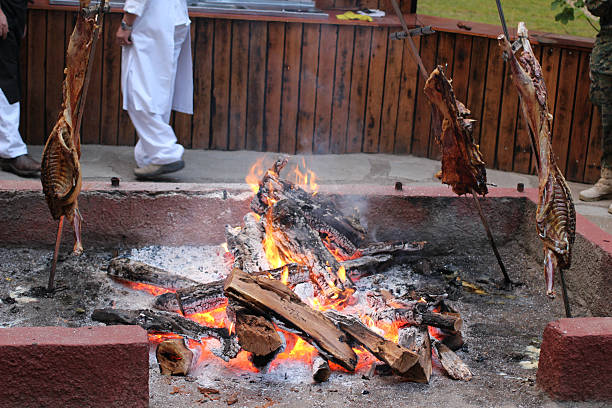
423, 66, 488, 196
324, 310, 419, 375
398, 326, 432, 383
153, 280, 226, 315
251, 157, 365, 259
434, 341, 472, 381
265, 199, 353, 299
229, 304, 282, 357
156, 338, 193, 376
225, 212, 270, 274
107, 257, 199, 290
91, 308, 240, 360
224, 268, 357, 371
312, 355, 331, 382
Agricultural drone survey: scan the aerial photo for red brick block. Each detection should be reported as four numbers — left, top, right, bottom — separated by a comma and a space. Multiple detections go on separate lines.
0, 325, 149, 408
537, 317, 612, 401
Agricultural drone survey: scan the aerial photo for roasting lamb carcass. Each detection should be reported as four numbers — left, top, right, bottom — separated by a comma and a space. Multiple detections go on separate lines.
41, 0, 105, 290
423, 66, 488, 197
498, 24, 576, 305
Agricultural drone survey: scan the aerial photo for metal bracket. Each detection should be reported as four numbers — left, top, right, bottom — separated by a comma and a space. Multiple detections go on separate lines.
390, 26, 435, 40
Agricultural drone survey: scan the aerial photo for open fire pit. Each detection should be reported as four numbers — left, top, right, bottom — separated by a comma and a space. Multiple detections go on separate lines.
1, 158, 610, 407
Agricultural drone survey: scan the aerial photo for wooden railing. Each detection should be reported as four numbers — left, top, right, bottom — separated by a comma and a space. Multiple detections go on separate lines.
20, 2, 601, 183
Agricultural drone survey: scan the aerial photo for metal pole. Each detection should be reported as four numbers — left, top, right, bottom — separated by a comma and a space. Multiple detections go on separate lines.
470, 189, 513, 286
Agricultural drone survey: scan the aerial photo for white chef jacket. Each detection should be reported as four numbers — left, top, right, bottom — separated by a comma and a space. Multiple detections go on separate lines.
121, 0, 193, 115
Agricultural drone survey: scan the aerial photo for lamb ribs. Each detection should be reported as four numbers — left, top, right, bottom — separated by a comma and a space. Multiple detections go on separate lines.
499, 23, 575, 316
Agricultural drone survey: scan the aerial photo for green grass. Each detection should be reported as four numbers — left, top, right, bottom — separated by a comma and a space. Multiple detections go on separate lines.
417, 0, 598, 38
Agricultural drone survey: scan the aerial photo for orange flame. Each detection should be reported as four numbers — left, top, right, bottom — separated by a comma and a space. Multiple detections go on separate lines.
280, 266, 289, 285
246, 157, 267, 194
187, 302, 230, 328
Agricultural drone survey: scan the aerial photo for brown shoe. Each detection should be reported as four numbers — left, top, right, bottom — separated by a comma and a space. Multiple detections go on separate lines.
1, 154, 41, 178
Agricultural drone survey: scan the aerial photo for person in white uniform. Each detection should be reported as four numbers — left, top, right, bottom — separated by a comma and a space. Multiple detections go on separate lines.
0, 0, 41, 178
116, 0, 193, 179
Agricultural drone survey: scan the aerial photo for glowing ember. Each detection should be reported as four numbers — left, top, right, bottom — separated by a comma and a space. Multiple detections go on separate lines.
187, 302, 229, 328
116, 278, 175, 297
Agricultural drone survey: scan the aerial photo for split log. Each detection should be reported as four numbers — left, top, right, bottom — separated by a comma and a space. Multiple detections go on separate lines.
324, 310, 419, 375
91, 308, 240, 361
434, 341, 472, 381
356, 241, 426, 257
225, 213, 270, 274
370, 307, 462, 332
251, 157, 365, 259
312, 355, 331, 382
265, 199, 353, 299
224, 268, 358, 371
107, 257, 199, 290
156, 338, 193, 376
398, 326, 432, 383
228, 304, 283, 357
153, 279, 226, 315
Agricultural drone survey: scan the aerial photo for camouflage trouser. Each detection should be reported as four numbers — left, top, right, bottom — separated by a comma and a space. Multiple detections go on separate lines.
590, 71, 612, 171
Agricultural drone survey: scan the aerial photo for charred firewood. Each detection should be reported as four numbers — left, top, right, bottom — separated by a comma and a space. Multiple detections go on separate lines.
251, 158, 366, 259
312, 355, 331, 382
265, 199, 354, 299
434, 341, 472, 381
156, 338, 194, 376
152, 280, 226, 315
498, 24, 575, 315
225, 213, 270, 274
324, 310, 419, 375
398, 326, 432, 383
91, 308, 240, 361
224, 268, 358, 371
107, 257, 200, 290
423, 66, 488, 196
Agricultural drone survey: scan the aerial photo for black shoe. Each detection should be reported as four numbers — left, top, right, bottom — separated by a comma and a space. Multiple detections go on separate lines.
133, 160, 185, 180
1, 154, 41, 178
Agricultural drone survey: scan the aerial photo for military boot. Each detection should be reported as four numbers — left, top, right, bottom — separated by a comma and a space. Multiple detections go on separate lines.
579, 167, 612, 201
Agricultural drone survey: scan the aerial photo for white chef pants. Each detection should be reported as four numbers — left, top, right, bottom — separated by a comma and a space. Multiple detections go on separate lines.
129, 24, 189, 168
0, 88, 27, 159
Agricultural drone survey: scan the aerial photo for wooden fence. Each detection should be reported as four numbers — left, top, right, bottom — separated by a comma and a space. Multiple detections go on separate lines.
20, 5, 601, 183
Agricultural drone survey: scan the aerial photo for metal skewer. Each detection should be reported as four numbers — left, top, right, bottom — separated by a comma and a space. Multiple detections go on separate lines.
388, 0, 512, 286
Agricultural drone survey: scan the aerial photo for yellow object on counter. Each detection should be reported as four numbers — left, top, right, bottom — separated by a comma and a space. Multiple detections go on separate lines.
336, 11, 373, 22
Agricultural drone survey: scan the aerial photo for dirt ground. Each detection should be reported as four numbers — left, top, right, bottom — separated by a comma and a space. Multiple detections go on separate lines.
0, 240, 607, 408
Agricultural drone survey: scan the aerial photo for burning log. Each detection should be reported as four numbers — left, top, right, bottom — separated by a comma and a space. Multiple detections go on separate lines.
225, 213, 270, 274
312, 355, 331, 382
107, 257, 200, 290
91, 308, 240, 360
369, 307, 463, 333
257, 263, 311, 287
398, 326, 432, 383
324, 310, 419, 375
228, 304, 283, 358
265, 199, 353, 299
224, 268, 358, 371
251, 157, 366, 259
156, 338, 193, 376
434, 341, 472, 381
153, 280, 226, 315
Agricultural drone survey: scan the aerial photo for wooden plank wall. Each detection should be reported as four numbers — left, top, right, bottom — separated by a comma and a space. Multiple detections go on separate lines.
20, 10, 601, 184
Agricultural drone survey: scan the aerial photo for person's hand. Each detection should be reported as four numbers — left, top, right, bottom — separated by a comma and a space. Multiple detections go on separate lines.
115, 25, 132, 47
0, 9, 9, 40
